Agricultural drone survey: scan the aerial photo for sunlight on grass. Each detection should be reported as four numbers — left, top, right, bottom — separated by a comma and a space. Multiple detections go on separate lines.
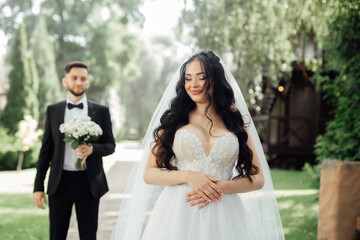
0, 169, 318, 239
272, 169, 319, 240
0, 193, 49, 240
271, 168, 317, 190
0, 208, 48, 215
277, 194, 318, 239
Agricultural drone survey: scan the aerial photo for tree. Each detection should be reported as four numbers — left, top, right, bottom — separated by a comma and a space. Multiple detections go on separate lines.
0, 0, 34, 37
38, 0, 145, 96
315, 0, 360, 161
178, 0, 327, 103
1, 22, 39, 133
0, 0, 145, 105
120, 37, 180, 139
28, 52, 40, 122
31, 16, 62, 128
120, 47, 158, 139
85, 16, 140, 102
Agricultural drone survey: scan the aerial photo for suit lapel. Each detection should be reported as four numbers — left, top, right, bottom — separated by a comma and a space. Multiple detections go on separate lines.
56, 101, 66, 128
53, 101, 66, 142
88, 100, 97, 121
55, 101, 66, 166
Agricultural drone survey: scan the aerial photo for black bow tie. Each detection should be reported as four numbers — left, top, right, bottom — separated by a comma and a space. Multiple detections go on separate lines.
67, 102, 84, 110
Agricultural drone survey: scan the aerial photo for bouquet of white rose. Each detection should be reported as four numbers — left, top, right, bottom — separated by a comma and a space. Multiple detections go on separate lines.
59, 116, 103, 170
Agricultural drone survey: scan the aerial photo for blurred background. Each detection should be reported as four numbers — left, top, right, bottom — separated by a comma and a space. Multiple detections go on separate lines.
0, 0, 359, 239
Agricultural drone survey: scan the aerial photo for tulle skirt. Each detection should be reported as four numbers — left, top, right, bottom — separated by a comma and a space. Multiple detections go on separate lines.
141, 184, 256, 240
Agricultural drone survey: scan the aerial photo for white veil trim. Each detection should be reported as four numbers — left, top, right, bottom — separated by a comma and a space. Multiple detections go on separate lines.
111, 54, 285, 240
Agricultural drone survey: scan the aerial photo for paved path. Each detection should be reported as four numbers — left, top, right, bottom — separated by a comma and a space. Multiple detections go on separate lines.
67, 161, 134, 240
67, 142, 140, 240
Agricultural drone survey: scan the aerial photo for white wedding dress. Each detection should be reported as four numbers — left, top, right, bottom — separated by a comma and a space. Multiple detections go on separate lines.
141, 129, 256, 240
111, 54, 284, 240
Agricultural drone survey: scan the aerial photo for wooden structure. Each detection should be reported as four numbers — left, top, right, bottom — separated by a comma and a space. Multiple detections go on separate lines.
253, 61, 332, 169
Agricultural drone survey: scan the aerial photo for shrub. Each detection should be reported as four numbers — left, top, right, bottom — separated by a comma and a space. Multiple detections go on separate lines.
0, 125, 41, 170
0, 125, 18, 170
315, 0, 360, 162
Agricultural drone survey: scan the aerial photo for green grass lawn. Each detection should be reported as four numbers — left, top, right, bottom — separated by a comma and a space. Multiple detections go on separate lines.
0, 169, 318, 239
271, 169, 319, 240
0, 193, 49, 240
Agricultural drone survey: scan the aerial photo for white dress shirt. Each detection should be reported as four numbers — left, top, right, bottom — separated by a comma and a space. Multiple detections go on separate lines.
63, 95, 88, 171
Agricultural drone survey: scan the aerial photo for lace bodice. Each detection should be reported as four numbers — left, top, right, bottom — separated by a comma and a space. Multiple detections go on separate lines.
172, 129, 239, 180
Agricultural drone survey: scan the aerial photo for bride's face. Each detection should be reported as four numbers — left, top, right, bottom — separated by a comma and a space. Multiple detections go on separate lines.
184, 59, 212, 104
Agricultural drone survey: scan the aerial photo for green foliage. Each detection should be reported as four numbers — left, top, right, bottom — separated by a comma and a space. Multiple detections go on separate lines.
179, 0, 360, 160
0, 1, 33, 36
315, 0, 360, 162
28, 51, 40, 122
0, 0, 145, 101
179, 0, 327, 99
0, 125, 41, 170
302, 162, 321, 189
65, 135, 100, 150
120, 47, 161, 139
119, 39, 180, 139
31, 16, 62, 129
0, 0, 146, 139
1, 22, 39, 133
0, 126, 18, 170
86, 16, 140, 103
37, 0, 145, 93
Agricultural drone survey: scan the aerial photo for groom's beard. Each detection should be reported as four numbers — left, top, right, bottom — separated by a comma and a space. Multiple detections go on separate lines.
68, 87, 87, 97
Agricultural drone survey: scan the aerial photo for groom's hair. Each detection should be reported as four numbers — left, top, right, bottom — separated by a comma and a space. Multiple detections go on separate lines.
64, 61, 88, 74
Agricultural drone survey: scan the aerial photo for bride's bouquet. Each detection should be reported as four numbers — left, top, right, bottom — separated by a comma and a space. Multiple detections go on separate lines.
59, 116, 103, 170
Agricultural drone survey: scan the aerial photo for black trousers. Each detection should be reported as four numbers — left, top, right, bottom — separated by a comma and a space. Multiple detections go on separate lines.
49, 170, 99, 240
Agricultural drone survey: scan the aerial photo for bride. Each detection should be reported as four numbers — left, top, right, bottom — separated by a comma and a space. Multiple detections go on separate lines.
111, 49, 284, 240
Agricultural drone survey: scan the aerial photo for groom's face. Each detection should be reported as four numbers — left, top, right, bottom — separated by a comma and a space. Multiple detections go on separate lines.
62, 67, 89, 97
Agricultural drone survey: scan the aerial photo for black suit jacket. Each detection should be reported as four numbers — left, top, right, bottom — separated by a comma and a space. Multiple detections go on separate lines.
34, 100, 116, 199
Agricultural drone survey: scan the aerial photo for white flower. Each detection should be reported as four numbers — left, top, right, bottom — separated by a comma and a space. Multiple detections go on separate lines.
59, 116, 103, 147
16, 115, 43, 151
72, 131, 79, 139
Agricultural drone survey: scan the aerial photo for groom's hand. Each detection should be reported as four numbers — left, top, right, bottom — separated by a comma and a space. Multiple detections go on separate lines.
33, 191, 47, 209
75, 144, 93, 165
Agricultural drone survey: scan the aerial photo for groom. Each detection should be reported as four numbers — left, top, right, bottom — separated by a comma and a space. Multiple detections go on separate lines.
33, 61, 115, 240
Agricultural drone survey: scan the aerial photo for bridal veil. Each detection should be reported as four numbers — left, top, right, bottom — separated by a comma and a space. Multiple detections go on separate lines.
111, 50, 285, 240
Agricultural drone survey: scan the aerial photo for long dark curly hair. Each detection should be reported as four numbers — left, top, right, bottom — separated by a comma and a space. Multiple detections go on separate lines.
153, 49, 259, 181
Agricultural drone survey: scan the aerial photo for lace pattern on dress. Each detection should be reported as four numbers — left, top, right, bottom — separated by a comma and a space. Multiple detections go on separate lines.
173, 129, 239, 180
